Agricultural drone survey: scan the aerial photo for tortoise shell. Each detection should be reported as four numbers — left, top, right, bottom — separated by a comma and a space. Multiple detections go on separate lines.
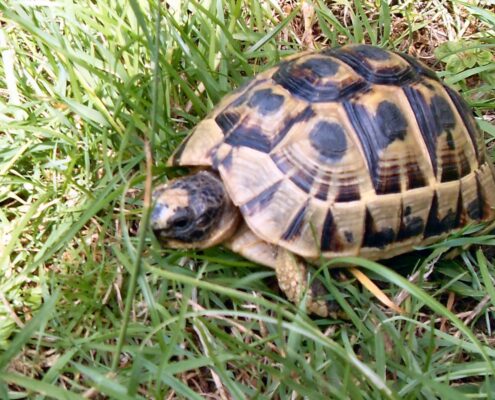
169, 44, 495, 260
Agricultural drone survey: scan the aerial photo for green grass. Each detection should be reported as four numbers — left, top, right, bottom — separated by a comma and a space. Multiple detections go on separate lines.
1, 0, 495, 398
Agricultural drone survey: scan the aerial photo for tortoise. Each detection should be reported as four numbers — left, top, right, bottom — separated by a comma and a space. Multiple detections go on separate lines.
151, 44, 495, 317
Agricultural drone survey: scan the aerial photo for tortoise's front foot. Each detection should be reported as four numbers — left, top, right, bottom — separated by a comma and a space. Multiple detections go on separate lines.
275, 249, 337, 317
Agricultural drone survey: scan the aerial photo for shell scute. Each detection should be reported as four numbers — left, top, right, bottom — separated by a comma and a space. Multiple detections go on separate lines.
397, 53, 439, 80
460, 173, 482, 222
403, 80, 478, 182
344, 85, 433, 195
218, 146, 284, 206
397, 188, 433, 241
272, 53, 366, 102
361, 196, 401, 249
320, 202, 366, 255
325, 44, 416, 84
398, 213, 425, 240
220, 80, 315, 154
239, 178, 317, 255
424, 182, 461, 238
444, 85, 485, 164
281, 202, 308, 241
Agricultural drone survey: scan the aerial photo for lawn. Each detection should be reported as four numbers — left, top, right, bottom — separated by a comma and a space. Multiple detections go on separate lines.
1, 0, 495, 398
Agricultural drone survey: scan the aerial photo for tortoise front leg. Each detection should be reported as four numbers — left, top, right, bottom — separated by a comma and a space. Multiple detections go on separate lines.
275, 248, 333, 317
226, 223, 334, 317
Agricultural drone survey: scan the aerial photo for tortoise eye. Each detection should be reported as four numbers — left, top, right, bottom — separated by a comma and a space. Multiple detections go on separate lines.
170, 207, 194, 229
173, 217, 190, 228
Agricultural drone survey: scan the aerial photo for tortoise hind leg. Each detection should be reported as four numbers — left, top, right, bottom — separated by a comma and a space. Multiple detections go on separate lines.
226, 223, 334, 317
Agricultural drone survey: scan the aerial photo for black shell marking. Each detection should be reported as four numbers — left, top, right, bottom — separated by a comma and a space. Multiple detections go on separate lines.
225, 125, 272, 153
321, 209, 342, 252
424, 192, 461, 238
299, 57, 341, 77
403, 85, 471, 183
315, 182, 330, 201
326, 46, 417, 85
227, 77, 266, 108
335, 182, 361, 202
445, 85, 483, 163
459, 152, 471, 177
270, 152, 291, 174
344, 100, 408, 194
474, 173, 486, 220
271, 151, 316, 195
273, 57, 367, 102
344, 231, 354, 243
309, 121, 348, 162
440, 154, 460, 182
467, 197, 482, 220
171, 132, 193, 165
431, 95, 457, 133
217, 148, 234, 170
290, 168, 316, 194
376, 165, 402, 194
376, 101, 409, 142
405, 161, 427, 189
225, 106, 315, 154
348, 44, 392, 61
215, 110, 241, 134
403, 86, 438, 174
270, 106, 316, 149
248, 88, 285, 115
363, 208, 396, 248
397, 203, 425, 239
282, 203, 308, 241
241, 182, 282, 216
397, 53, 439, 80
397, 215, 425, 239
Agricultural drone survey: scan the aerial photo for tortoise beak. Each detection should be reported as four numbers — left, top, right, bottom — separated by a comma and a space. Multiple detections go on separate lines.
150, 203, 177, 239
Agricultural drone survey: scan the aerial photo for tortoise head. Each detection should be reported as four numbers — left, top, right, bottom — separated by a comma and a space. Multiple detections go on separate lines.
151, 171, 240, 248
